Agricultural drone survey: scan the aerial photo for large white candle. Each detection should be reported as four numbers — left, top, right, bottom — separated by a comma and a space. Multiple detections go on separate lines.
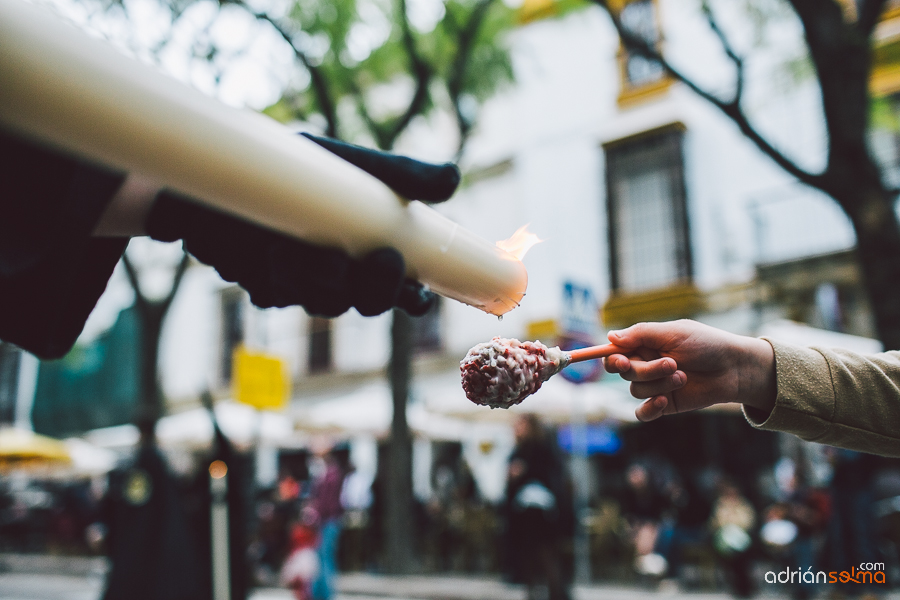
0, 0, 527, 316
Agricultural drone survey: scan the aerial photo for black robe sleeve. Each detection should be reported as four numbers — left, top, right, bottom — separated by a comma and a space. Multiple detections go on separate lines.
0, 129, 128, 359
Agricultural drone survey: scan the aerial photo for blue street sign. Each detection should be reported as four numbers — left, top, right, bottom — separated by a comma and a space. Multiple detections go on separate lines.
562, 282, 600, 336
560, 281, 602, 384
557, 423, 621, 455
558, 334, 603, 384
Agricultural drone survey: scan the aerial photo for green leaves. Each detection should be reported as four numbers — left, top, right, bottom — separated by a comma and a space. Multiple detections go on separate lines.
871, 96, 900, 132
260, 0, 517, 149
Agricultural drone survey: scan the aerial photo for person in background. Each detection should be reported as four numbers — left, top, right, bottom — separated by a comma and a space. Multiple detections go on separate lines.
655, 471, 712, 585
281, 507, 321, 600
504, 414, 572, 600
338, 460, 373, 572
824, 449, 884, 600
765, 459, 831, 600
619, 462, 667, 576
709, 478, 756, 598
307, 440, 347, 600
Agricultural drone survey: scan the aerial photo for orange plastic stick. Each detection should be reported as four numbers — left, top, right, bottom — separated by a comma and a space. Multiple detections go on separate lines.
566, 343, 624, 363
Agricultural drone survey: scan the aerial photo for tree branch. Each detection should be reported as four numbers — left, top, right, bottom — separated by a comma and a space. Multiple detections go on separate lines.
121, 249, 191, 315
858, 0, 891, 37
348, 79, 391, 148
700, 0, 744, 101
159, 250, 191, 314
380, 0, 433, 150
447, 0, 497, 157
239, 5, 340, 138
594, 0, 825, 190
783, 0, 875, 191
121, 252, 148, 312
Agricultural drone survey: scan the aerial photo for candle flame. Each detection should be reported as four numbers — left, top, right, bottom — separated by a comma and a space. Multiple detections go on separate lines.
496, 224, 542, 260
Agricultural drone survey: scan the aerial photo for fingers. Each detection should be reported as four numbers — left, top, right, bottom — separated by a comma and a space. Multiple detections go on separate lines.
351, 248, 405, 316
149, 188, 431, 317
396, 281, 437, 317
301, 133, 460, 203
635, 396, 669, 422
350, 248, 436, 317
605, 354, 677, 382
605, 346, 686, 422
607, 353, 685, 401
608, 321, 680, 351
629, 371, 685, 399
280, 242, 352, 317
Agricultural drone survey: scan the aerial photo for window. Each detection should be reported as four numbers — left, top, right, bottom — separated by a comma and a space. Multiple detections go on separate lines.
220, 288, 244, 383
308, 317, 332, 373
606, 126, 691, 293
620, 0, 664, 86
0, 343, 20, 424
412, 298, 443, 353
615, 0, 671, 106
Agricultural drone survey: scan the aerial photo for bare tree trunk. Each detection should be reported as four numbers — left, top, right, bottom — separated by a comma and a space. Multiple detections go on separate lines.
837, 184, 900, 349
386, 309, 415, 573
133, 302, 165, 439
122, 250, 191, 441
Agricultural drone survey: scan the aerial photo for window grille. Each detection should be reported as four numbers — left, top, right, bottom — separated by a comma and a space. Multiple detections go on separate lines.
606, 127, 691, 293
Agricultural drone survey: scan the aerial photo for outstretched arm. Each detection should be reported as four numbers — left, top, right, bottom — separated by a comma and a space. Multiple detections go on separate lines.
604, 319, 900, 457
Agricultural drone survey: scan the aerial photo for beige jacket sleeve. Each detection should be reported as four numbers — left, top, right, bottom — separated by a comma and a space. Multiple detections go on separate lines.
743, 338, 900, 457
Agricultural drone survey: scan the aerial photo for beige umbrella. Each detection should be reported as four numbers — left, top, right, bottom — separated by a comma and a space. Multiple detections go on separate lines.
0, 427, 71, 472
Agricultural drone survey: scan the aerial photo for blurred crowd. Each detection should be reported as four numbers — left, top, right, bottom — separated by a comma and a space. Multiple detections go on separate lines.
598, 446, 900, 600
0, 475, 104, 554
4, 417, 900, 600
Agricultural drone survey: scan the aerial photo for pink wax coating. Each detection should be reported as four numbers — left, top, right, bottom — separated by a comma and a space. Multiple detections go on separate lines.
460, 337, 566, 409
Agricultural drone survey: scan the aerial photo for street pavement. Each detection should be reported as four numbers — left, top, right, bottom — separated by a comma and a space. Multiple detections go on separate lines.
2, 566, 899, 600
0, 570, 789, 600
256, 572, 782, 600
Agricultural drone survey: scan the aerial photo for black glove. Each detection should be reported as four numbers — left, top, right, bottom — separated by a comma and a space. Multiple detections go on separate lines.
145, 134, 460, 318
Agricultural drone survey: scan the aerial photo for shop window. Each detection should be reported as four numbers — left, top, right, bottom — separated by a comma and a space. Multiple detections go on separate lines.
220, 288, 244, 384
0, 343, 20, 424
308, 317, 333, 373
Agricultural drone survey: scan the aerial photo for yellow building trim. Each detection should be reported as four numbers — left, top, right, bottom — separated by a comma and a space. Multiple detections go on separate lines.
602, 121, 686, 149
871, 63, 900, 97
617, 71, 673, 108
526, 318, 561, 341
871, 3, 900, 97
872, 34, 900, 97
518, 0, 557, 25
610, 0, 673, 109
601, 283, 704, 328
883, 4, 900, 23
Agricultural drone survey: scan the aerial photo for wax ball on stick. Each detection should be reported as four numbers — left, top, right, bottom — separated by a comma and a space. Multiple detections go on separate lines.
460, 337, 623, 408
460, 337, 566, 409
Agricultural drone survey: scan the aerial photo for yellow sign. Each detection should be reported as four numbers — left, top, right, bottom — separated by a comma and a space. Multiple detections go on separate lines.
233, 347, 290, 410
